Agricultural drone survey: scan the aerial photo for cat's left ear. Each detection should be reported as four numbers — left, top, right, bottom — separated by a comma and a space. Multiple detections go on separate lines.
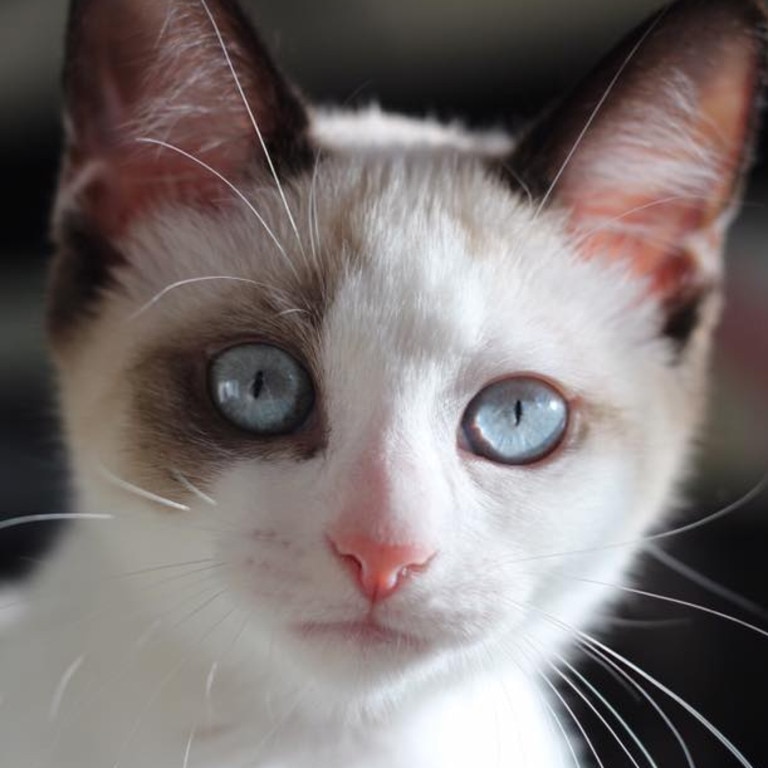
57, 0, 310, 235
511, 0, 766, 347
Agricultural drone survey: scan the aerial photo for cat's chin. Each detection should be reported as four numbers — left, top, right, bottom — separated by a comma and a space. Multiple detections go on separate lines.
275, 616, 452, 698
295, 618, 430, 653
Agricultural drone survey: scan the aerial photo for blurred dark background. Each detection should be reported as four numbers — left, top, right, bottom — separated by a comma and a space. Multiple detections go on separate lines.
1, 0, 766, 764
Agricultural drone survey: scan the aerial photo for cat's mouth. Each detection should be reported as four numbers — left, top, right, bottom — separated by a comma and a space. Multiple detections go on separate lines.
295, 619, 428, 652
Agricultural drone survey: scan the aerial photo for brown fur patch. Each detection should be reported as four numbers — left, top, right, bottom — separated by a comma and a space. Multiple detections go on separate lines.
119, 216, 362, 503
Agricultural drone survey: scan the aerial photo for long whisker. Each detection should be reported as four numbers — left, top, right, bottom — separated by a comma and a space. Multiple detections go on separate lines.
97, 464, 190, 512
34, 565, 226, 649
129, 274, 278, 321
583, 629, 753, 767
533, 9, 667, 218
48, 655, 86, 723
111, 599, 235, 768
170, 469, 218, 507
545, 653, 642, 767
40, 578, 227, 766
509, 472, 767, 565
535, 673, 582, 768
204, 612, 249, 727
198, 0, 304, 254
182, 727, 196, 768
106, 558, 219, 582
134, 137, 288, 257
645, 544, 768, 619
578, 643, 696, 768
572, 576, 768, 641
518, 598, 755, 767
307, 150, 323, 262
552, 649, 657, 768
0, 512, 113, 532
569, 194, 709, 250
534, 661, 606, 768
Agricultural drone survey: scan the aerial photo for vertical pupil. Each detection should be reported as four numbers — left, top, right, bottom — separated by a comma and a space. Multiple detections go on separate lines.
513, 399, 523, 426
252, 370, 265, 399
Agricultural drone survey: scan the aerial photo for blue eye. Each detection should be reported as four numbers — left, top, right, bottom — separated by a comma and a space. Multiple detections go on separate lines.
209, 344, 314, 435
461, 377, 568, 465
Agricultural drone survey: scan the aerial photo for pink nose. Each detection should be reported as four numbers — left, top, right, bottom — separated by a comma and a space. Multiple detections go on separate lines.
329, 534, 435, 602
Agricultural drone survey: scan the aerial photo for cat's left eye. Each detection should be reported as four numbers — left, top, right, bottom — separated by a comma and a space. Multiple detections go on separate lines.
209, 344, 315, 435
461, 377, 568, 465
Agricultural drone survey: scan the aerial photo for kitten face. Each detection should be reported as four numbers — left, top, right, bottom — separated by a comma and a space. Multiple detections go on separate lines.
49, 0, 765, 711
52, 155, 703, 701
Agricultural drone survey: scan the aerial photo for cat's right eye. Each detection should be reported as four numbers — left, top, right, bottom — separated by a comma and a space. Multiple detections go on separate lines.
209, 344, 315, 435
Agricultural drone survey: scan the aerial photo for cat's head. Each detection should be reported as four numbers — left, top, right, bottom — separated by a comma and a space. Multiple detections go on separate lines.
48, 0, 765, 709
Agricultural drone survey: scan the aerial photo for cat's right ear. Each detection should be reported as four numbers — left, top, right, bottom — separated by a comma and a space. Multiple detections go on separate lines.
508, 0, 766, 353
56, 0, 310, 236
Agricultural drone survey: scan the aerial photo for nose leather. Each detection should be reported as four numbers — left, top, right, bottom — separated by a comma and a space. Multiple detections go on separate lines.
329, 533, 435, 602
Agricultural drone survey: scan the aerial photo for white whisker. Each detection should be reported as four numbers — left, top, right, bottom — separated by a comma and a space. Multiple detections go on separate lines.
519, 598, 755, 767
646, 544, 767, 619
205, 661, 218, 705
533, 10, 667, 218
583, 630, 753, 767
97, 464, 190, 512
171, 469, 218, 507
579, 643, 696, 768
532, 672, 582, 768
569, 194, 707, 250
182, 727, 196, 768
134, 138, 288, 258
109, 558, 219, 582
111, 599, 234, 768
552, 650, 656, 768
574, 577, 768, 641
0, 513, 113, 532
535, 662, 606, 768
129, 274, 273, 321
49, 655, 86, 723
307, 151, 323, 261
510, 473, 767, 565
198, 0, 304, 254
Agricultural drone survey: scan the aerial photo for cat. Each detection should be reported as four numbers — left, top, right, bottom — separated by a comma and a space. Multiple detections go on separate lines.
0, 0, 765, 765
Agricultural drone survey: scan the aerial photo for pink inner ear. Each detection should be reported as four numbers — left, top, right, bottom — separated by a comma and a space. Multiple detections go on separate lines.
69, 131, 255, 235
561, 32, 762, 304
60, 0, 307, 237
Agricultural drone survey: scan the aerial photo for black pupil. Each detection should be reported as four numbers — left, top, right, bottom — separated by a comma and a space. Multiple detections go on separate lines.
514, 399, 523, 426
252, 370, 266, 399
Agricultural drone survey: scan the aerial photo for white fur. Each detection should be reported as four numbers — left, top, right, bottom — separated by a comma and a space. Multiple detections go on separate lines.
0, 103, 721, 765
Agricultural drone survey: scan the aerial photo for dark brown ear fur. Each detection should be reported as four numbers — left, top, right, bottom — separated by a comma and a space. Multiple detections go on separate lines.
49, 0, 311, 336
509, 0, 767, 351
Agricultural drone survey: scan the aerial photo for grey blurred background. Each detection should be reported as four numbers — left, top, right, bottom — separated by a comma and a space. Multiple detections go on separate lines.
1, 0, 767, 765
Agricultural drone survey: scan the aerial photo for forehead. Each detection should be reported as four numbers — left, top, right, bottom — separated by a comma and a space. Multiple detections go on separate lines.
117, 153, 646, 396
315, 158, 645, 395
